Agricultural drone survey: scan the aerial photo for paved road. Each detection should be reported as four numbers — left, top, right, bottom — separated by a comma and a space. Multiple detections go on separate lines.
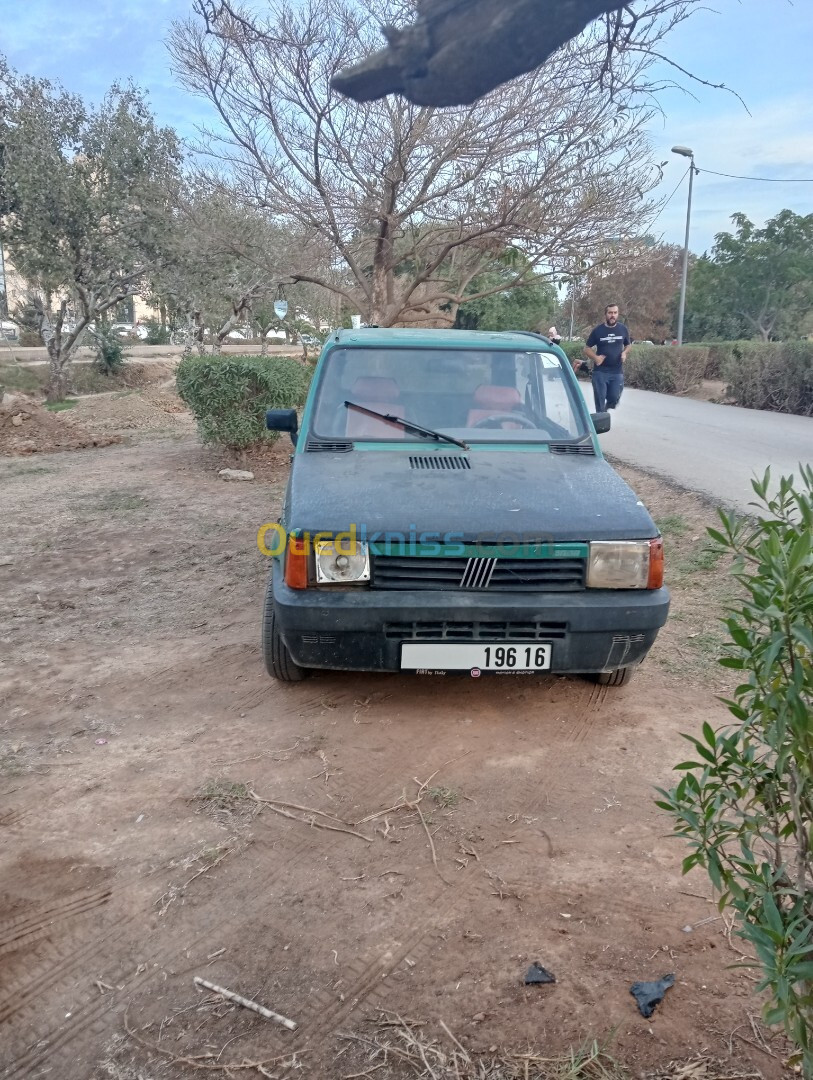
599, 388, 812, 514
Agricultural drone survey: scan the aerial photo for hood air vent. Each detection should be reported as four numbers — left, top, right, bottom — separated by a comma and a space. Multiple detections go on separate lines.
409, 455, 471, 471
306, 438, 353, 453
549, 442, 596, 456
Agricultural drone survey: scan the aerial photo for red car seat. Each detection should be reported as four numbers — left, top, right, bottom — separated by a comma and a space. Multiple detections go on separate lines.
346, 376, 404, 438
466, 384, 523, 427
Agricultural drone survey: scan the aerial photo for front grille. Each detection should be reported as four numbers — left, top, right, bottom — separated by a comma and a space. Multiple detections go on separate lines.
409, 455, 471, 471
549, 442, 595, 456
384, 620, 568, 641
373, 555, 585, 591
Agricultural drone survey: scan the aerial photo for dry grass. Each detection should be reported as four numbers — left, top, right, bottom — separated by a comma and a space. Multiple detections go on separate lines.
337, 1017, 765, 1080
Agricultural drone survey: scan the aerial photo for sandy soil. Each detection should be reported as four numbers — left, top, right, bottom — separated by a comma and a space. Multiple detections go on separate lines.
0, 415, 784, 1080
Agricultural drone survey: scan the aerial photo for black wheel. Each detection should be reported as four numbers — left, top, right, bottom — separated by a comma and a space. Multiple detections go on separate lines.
261, 576, 308, 682
595, 666, 635, 687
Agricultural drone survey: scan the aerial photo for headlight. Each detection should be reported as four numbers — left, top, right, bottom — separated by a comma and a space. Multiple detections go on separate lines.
314, 539, 370, 584
587, 539, 663, 589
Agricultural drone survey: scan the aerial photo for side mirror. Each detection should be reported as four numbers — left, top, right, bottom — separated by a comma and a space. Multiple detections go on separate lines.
591, 411, 611, 434
266, 408, 298, 446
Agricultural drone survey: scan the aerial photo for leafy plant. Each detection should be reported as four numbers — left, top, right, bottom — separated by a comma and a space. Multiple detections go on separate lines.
143, 319, 171, 345
624, 346, 708, 395
721, 341, 813, 417
657, 467, 813, 1073
176, 353, 310, 449
88, 324, 128, 376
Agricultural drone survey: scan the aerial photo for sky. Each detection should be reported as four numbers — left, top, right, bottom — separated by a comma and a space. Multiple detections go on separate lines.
2, 0, 812, 256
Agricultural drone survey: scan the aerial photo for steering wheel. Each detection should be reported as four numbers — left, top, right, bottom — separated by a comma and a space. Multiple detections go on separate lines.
471, 412, 537, 430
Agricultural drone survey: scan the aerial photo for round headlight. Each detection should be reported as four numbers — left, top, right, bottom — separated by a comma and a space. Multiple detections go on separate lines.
314, 539, 370, 583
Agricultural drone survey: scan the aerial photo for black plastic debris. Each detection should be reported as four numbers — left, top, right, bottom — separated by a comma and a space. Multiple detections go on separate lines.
630, 974, 675, 1018
524, 963, 556, 985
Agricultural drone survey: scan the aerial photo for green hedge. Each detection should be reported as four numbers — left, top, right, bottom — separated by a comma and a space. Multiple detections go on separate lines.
721, 341, 813, 416
624, 346, 709, 395
558, 340, 585, 362
176, 354, 311, 449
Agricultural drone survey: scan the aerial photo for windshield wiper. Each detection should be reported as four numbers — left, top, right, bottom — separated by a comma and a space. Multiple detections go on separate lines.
343, 401, 469, 450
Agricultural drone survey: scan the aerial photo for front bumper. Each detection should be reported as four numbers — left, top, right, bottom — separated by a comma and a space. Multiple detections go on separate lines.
270, 561, 670, 674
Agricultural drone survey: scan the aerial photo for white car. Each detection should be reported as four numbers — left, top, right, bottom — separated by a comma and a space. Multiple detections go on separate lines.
0, 320, 19, 340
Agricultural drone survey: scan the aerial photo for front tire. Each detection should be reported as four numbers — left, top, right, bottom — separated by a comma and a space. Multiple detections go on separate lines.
262, 577, 308, 682
595, 666, 635, 687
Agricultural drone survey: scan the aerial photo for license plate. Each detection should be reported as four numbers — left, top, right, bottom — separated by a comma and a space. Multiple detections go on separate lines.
400, 642, 552, 672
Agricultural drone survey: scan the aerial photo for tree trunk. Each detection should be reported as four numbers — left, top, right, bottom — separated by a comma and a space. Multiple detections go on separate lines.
260, 331, 269, 357
370, 217, 392, 325
46, 344, 68, 403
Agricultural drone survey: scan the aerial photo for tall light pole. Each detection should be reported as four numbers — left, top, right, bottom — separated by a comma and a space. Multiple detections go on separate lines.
672, 145, 696, 347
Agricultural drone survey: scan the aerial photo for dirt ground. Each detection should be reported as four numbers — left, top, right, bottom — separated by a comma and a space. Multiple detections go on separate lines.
0, 399, 786, 1080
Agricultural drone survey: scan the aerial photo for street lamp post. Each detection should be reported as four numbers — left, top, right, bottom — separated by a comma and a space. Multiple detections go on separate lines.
672, 145, 696, 347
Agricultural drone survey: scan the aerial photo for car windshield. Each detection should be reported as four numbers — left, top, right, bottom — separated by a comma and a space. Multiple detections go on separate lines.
311, 347, 586, 443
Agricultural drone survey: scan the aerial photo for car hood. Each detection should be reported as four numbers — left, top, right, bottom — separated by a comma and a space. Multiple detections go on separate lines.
284, 448, 658, 542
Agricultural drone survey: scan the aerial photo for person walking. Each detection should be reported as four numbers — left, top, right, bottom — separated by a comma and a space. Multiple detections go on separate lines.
583, 304, 630, 412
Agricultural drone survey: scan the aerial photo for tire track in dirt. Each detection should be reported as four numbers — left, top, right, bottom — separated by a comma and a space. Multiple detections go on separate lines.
1, 705, 445, 1076
2, 676, 607, 1075
0, 887, 113, 961
294, 868, 483, 1045
3, 968, 158, 1080
279, 682, 611, 1043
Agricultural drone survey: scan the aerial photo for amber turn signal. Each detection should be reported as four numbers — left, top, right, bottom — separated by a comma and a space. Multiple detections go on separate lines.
284, 535, 309, 589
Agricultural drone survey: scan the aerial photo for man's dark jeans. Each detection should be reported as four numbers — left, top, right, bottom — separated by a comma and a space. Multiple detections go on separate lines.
592, 369, 624, 411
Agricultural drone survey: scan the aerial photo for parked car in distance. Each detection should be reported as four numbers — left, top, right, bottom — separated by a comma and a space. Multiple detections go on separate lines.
0, 320, 19, 341
300, 334, 322, 347
262, 327, 669, 687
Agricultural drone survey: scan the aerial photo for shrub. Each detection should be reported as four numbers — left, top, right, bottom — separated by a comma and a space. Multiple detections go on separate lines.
658, 468, 813, 1074
176, 354, 311, 449
143, 319, 171, 345
19, 330, 42, 347
624, 346, 708, 395
88, 324, 128, 376
722, 341, 813, 416
557, 340, 585, 363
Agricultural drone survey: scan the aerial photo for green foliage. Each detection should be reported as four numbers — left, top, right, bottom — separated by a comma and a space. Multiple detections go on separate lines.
0, 65, 182, 398
722, 341, 813, 416
88, 324, 128, 376
143, 319, 171, 345
176, 354, 310, 449
624, 346, 708, 394
683, 210, 813, 342
18, 330, 42, 347
453, 251, 557, 332
558, 340, 586, 362
703, 341, 747, 379
657, 468, 813, 1074
0, 364, 41, 394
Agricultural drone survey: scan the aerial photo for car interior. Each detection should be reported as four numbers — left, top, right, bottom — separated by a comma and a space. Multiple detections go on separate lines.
314, 348, 580, 440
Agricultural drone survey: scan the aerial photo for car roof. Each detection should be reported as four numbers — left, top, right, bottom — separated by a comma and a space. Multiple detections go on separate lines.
327, 327, 552, 351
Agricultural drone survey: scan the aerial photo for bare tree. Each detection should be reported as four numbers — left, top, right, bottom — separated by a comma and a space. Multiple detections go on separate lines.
572, 239, 685, 340
169, 0, 664, 328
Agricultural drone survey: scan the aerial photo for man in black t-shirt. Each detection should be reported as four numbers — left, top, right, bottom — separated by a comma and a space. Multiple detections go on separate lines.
583, 304, 631, 412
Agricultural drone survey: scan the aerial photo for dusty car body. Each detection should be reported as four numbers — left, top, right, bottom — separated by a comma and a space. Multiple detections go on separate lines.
263, 328, 669, 685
